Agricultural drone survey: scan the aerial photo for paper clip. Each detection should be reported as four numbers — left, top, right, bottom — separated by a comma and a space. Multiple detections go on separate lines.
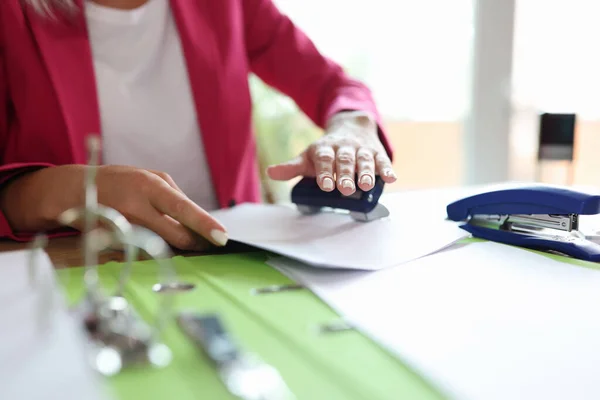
178, 311, 295, 400
250, 283, 305, 295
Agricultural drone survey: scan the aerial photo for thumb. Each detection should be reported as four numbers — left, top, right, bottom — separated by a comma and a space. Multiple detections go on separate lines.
266, 155, 308, 181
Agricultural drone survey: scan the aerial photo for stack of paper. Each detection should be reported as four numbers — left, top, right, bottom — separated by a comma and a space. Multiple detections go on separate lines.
211, 190, 469, 270
0, 250, 111, 400
268, 242, 600, 400
212, 183, 600, 398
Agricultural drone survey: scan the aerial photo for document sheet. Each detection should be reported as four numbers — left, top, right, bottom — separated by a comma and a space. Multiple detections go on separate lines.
0, 250, 111, 400
269, 242, 600, 400
211, 190, 468, 270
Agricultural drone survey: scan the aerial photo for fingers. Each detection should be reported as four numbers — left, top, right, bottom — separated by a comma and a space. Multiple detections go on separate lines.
266, 155, 306, 181
149, 170, 185, 193
92, 166, 226, 250
311, 145, 335, 192
335, 146, 356, 195
148, 181, 228, 247
311, 145, 396, 194
374, 151, 397, 183
57, 204, 203, 251
136, 207, 202, 251
356, 148, 375, 191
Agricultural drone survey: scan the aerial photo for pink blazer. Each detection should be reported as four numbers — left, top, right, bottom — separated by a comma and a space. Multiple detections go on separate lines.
0, 0, 392, 240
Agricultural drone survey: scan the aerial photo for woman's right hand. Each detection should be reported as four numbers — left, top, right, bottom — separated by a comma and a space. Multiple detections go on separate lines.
0, 164, 228, 250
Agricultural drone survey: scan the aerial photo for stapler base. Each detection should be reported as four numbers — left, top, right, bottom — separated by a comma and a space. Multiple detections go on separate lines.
298, 203, 389, 222
350, 203, 390, 222
297, 205, 320, 216
460, 223, 600, 262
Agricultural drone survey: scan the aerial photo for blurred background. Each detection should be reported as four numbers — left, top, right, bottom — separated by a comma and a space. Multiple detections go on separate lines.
252, 0, 600, 202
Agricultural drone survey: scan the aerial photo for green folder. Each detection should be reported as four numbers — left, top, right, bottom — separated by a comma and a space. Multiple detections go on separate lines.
55, 251, 443, 400
55, 240, 599, 400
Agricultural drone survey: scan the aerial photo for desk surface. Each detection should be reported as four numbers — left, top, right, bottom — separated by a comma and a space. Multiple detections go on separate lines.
4, 183, 597, 399
0, 236, 256, 268
0, 237, 118, 267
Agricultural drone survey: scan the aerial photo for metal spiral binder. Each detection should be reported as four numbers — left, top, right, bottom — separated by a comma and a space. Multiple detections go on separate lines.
27, 135, 193, 377
25, 135, 295, 399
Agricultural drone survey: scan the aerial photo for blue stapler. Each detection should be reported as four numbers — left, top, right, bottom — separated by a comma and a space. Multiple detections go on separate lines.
446, 185, 600, 261
290, 175, 390, 222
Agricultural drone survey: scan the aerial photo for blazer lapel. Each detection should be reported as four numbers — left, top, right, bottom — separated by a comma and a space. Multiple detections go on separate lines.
169, 0, 227, 205
26, 0, 101, 164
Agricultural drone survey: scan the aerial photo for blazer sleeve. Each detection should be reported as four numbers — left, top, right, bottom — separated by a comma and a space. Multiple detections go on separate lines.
0, 33, 65, 241
242, 0, 394, 160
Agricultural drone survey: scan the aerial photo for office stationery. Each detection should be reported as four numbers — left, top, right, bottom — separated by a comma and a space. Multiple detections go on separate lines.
291, 175, 389, 222
268, 241, 600, 400
34, 221, 175, 377
0, 249, 111, 400
446, 184, 600, 261
152, 281, 197, 293
54, 135, 181, 376
177, 311, 295, 400
211, 191, 468, 270
54, 253, 443, 399
250, 283, 305, 295
315, 319, 354, 334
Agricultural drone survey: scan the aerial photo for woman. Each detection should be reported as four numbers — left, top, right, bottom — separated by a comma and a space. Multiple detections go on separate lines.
0, 0, 396, 250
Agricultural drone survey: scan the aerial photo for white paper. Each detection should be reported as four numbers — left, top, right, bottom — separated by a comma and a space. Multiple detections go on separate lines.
0, 250, 111, 400
211, 191, 468, 270
269, 242, 600, 400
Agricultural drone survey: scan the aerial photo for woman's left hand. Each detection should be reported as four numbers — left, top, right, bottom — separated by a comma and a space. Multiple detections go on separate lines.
266, 111, 397, 196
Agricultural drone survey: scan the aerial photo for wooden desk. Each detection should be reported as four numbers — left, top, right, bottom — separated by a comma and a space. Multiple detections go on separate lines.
0, 236, 122, 267
0, 236, 258, 268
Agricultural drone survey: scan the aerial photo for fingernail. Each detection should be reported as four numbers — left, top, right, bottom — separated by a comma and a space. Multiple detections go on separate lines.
210, 229, 228, 246
359, 175, 373, 187
322, 177, 334, 190
342, 179, 354, 190
383, 169, 396, 179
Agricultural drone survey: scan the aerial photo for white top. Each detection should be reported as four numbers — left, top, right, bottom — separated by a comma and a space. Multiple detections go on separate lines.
84, 0, 219, 210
